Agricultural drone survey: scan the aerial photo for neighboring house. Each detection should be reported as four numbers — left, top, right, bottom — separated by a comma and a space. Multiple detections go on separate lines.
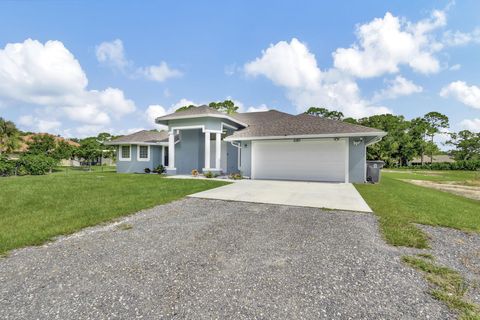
108, 105, 386, 183
411, 154, 455, 165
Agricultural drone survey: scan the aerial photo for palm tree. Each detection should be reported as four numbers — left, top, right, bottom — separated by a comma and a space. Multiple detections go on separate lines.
0, 117, 21, 154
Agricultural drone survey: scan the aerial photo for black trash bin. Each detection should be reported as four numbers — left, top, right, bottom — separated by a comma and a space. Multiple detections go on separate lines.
366, 160, 385, 183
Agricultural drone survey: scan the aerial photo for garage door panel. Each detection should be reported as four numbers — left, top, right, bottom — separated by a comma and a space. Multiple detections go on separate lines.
252, 139, 346, 182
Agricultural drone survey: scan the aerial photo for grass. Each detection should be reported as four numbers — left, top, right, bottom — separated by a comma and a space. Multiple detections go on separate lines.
0, 170, 228, 255
403, 255, 480, 319
355, 171, 480, 248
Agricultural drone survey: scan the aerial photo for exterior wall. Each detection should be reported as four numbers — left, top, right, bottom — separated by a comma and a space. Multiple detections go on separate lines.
348, 137, 366, 183
175, 129, 204, 174
167, 117, 239, 133
116, 145, 163, 173
238, 140, 252, 177
226, 141, 239, 174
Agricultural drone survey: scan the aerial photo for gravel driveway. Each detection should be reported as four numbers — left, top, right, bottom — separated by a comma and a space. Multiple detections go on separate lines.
0, 198, 453, 319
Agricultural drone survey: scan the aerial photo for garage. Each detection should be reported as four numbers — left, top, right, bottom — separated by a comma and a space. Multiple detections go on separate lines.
251, 138, 347, 182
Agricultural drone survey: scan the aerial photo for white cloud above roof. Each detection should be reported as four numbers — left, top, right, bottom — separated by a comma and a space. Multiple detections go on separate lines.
95, 39, 129, 71
440, 81, 480, 109
373, 76, 423, 101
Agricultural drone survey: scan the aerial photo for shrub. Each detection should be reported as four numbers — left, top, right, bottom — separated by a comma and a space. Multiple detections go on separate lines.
144, 168, 151, 173
204, 171, 214, 178
229, 172, 243, 180
0, 154, 15, 176
191, 169, 199, 177
18, 154, 57, 175
153, 165, 166, 174
407, 160, 480, 171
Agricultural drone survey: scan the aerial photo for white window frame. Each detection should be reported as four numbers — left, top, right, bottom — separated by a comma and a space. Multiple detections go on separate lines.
119, 145, 131, 161
137, 144, 150, 162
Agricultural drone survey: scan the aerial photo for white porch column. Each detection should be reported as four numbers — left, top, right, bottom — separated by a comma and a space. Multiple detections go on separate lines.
161, 146, 165, 166
215, 132, 221, 170
168, 132, 175, 169
204, 131, 211, 169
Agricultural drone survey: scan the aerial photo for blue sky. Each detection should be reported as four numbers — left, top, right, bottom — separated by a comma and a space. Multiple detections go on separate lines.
0, 0, 479, 140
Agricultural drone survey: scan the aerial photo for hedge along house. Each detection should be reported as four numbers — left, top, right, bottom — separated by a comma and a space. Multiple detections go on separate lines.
109, 105, 386, 183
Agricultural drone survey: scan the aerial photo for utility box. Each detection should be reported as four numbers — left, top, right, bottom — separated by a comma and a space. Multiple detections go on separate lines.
366, 160, 385, 183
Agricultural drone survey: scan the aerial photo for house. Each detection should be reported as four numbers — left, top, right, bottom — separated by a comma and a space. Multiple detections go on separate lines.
411, 154, 455, 165
107, 106, 386, 183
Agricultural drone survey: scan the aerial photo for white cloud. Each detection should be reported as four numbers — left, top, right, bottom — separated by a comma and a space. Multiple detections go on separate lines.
0, 39, 136, 128
449, 64, 461, 71
145, 104, 168, 129
333, 10, 446, 78
443, 28, 480, 46
460, 118, 480, 132
373, 76, 423, 101
244, 38, 390, 117
95, 39, 128, 71
18, 115, 61, 132
170, 98, 197, 111
137, 61, 182, 82
245, 38, 321, 89
247, 104, 269, 112
440, 81, 480, 109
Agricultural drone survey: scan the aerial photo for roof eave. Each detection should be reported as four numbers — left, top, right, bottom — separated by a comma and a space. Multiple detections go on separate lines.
224, 131, 387, 141
105, 141, 169, 146
155, 113, 249, 127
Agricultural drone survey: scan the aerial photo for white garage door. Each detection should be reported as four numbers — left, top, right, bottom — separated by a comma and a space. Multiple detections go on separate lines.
251, 139, 347, 182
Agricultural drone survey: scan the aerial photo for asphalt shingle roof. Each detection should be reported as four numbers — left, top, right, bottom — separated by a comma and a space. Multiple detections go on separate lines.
106, 130, 170, 145
227, 113, 385, 139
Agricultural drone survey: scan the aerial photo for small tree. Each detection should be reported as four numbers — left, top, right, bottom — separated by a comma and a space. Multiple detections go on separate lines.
0, 117, 21, 154
76, 138, 103, 169
175, 104, 196, 113
208, 100, 239, 114
446, 130, 480, 161
304, 107, 344, 120
423, 112, 449, 163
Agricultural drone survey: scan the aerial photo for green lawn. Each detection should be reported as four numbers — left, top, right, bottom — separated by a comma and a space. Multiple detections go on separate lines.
0, 170, 228, 255
355, 170, 480, 248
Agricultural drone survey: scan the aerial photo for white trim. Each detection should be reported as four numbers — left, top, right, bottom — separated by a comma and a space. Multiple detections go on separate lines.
364, 145, 367, 183
168, 132, 175, 169
137, 145, 151, 162
365, 136, 383, 146
344, 138, 349, 183
119, 145, 131, 161
215, 132, 221, 170
224, 132, 386, 141
221, 122, 238, 131
169, 125, 206, 134
204, 130, 211, 169
161, 146, 165, 166
157, 113, 248, 127
251, 141, 256, 179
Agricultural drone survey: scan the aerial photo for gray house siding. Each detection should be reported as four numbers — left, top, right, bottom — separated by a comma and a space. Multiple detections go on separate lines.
238, 140, 252, 177
348, 137, 366, 183
175, 129, 204, 174
116, 145, 164, 173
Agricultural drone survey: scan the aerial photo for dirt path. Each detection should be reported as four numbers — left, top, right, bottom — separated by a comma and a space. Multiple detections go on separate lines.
404, 179, 480, 201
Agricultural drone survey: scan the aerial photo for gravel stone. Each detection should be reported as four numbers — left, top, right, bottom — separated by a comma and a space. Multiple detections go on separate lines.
417, 224, 480, 304
0, 198, 454, 319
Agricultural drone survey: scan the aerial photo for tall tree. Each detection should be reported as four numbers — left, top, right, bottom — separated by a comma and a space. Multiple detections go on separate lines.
208, 100, 239, 114
304, 107, 344, 120
26, 134, 57, 157
446, 130, 480, 161
0, 117, 21, 154
423, 112, 449, 163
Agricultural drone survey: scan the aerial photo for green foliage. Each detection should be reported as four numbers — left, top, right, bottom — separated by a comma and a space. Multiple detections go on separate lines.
144, 168, 151, 173
208, 100, 239, 114
0, 117, 21, 154
447, 130, 480, 161
76, 137, 103, 163
153, 165, 166, 174
304, 107, 344, 120
26, 134, 77, 161
0, 154, 15, 176
407, 160, 480, 171
204, 171, 214, 178
229, 172, 243, 180
175, 104, 196, 112
18, 154, 57, 175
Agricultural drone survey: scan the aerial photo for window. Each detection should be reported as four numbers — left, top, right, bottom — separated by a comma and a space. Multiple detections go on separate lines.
120, 145, 131, 161
137, 145, 150, 161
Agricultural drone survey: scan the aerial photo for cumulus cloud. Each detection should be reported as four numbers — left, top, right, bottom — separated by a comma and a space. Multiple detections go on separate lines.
145, 104, 168, 129
137, 62, 182, 82
95, 39, 129, 71
244, 38, 390, 117
18, 115, 62, 132
373, 76, 423, 101
333, 10, 446, 78
443, 28, 480, 46
0, 39, 136, 128
96, 39, 182, 82
247, 104, 269, 112
460, 118, 480, 132
440, 81, 480, 109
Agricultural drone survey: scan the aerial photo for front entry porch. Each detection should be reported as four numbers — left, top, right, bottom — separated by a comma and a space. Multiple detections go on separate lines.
166, 128, 238, 176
